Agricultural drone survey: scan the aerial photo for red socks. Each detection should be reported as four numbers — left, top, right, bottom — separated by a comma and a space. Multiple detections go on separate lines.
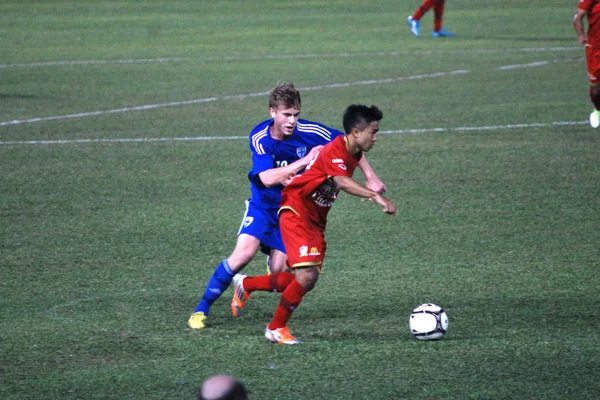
590, 86, 600, 110
412, 0, 445, 31
433, 0, 445, 32
241, 273, 310, 330
243, 272, 295, 293
412, 0, 436, 20
268, 279, 308, 330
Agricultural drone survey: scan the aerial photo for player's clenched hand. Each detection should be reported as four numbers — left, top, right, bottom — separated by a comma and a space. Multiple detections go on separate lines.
366, 176, 387, 194
373, 194, 396, 216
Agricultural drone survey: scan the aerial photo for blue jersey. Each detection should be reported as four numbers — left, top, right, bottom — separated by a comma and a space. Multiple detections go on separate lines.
247, 119, 344, 211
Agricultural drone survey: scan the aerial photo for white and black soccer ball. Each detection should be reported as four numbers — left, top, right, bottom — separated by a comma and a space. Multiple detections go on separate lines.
409, 303, 449, 340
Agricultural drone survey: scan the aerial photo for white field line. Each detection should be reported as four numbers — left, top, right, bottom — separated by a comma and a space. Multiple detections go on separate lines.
379, 121, 588, 136
1, 136, 247, 145
0, 46, 582, 69
0, 57, 583, 133
0, 121, 587, 146
0, 70, 470, 127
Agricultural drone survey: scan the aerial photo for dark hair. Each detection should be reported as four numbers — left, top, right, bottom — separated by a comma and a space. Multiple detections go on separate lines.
269, 81, 301, 110
342, 104, 383, 134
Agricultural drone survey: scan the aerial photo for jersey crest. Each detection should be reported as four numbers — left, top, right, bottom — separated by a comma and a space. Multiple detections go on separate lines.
296, 147, 307, 158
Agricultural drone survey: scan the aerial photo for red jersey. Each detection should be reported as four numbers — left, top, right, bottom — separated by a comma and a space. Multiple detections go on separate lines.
580, 0, 600, 46
279, 135, 361, 231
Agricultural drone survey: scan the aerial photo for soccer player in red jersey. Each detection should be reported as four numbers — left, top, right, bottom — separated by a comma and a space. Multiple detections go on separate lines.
231, 105, 396, 344
407, 0, 455, 38
187, 83, 387, 330
574, 0, 600, 127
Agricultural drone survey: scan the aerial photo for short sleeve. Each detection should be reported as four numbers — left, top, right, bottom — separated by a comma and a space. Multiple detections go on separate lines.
579, 0, 594, 11
248, 152, 274, 187
318, 142, 354, 178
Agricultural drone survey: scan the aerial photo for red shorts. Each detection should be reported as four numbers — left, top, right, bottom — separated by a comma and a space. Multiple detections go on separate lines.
280, 210, 326, 270
587, 45, 600, 85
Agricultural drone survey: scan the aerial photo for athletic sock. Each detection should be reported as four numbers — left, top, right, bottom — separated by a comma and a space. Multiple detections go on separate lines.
412, 0, 436, 20
243, 272, 295, 293
194, 259, 235, 315
590, 87, 600, 110
433, 0, 445, 32
268, 279, 308, 330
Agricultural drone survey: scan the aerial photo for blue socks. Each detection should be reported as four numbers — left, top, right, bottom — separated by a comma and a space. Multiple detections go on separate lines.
194, 259, 235, 315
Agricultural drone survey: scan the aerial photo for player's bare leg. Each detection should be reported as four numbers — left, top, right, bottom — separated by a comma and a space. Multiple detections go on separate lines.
227, 234, 262, 274
294, 265, 320, 290
267, 249, 289, 274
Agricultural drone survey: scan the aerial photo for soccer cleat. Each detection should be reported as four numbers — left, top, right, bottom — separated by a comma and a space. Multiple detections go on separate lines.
265, 326, 302, 344
407, 16, 420, 37
188, 311, 207, 329
432, 28, 455, 38
590, 109, 600, 128
231, 274, 250, 318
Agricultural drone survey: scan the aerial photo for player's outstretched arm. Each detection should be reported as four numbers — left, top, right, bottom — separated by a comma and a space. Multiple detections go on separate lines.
357, 156, 387, 194
333, 175, 395, 216
259, 145, 324, 187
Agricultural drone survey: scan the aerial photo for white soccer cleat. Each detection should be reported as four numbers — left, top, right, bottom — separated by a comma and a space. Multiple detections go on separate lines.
590, 109, 600, 128
407, 16, 420, 37
265, 326, 301, 344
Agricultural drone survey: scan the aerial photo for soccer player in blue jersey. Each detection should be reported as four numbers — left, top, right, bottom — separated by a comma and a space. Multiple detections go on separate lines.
188, 82, 387, 329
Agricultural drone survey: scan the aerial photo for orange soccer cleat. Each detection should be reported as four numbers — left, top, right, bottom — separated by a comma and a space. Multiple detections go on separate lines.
231, 274, 250, 318
265, 326, 302, 344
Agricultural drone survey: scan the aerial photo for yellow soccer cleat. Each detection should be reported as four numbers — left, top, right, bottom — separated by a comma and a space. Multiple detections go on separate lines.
188, 311, 207, 329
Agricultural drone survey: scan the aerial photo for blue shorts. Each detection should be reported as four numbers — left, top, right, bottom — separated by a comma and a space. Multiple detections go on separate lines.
237, 199, 286, 255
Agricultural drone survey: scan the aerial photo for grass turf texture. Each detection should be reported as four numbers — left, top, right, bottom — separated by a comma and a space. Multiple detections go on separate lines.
1, 0, 599, 399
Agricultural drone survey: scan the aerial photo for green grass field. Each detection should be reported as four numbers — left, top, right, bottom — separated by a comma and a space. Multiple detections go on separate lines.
2, 1, 599, 399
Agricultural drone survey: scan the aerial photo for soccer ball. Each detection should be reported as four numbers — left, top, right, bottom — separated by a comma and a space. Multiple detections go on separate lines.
409, 303, 449, 340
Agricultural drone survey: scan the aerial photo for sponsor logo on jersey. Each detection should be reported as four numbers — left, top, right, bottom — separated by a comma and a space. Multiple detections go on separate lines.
338, 164, 347, 170
313, 194, 334, 207
332, 158, 344, 163
311, 179, 337, 207
299, 245, 321, 257
243, 216, 254, 228
299, 246, 308, 257
296, 147, 307, 158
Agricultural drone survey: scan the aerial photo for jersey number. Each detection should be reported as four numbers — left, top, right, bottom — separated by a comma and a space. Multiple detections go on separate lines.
275, 160, 288, 168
